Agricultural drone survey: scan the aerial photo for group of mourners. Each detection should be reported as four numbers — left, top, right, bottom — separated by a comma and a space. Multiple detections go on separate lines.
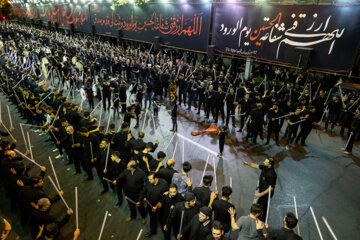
0, 20, 357, 240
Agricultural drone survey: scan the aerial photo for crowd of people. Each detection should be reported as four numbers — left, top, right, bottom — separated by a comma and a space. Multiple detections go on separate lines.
0, 20, 357, 239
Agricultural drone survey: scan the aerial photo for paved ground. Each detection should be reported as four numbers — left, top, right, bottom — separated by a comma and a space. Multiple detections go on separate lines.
1, 84, 360, 240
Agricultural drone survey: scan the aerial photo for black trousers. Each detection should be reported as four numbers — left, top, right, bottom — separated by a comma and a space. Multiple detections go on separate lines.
95, 166, 109, 191
257, 194, 272, 222
125, 192, 146, 219
205, 103, 215, 119
295, 125, 313, 144
214, 105, 225, 123
88, 97, 94, 109
83, 157, 94, 178
240, 114, 249, 131
286, 126, 299, 145
102, 94, 111, 110
172, 116, 177, 131
247, 122, 263, 143
148, 207, 160, 234
219, 140, 225, 154
267, 124, 279, 144
226, 106, 235, 126
197, 97, 206, 114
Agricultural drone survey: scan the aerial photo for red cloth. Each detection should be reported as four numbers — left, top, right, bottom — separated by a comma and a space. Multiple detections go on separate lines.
191, 123, 220, 136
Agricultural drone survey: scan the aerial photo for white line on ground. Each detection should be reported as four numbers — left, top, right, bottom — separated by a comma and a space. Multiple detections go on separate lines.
176, 133, 218, 156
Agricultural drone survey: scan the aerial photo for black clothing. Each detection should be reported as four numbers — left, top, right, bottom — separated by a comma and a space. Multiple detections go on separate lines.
258, 165, 277, 222
211, 199, 234, 233
182, 214, 212, 240
257, 227, 302, 240
192, 186, 211, 207
140, 178, 169, 233
169, 202, 200, 238
158, 167, 178, 185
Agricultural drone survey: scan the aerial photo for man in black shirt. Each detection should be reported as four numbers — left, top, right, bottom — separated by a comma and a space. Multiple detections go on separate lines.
238, 93, 252, 132
181, 206, 213, 240
158, 159, 177, 185
111, 122, 131, 161
114, 160, 146, 223
247, 103, 265, 144
266, 103, 282, 145
158, 184, 184, 240
214, 86, 226, 124
295, 105, 317, 146
100, 78, 111, 111
197, 82, 206, 115
205, 85, 216, 120
286, 107, 301, 150
225, 87, 236, 127
257, 212, 302, 240
208, 186, 234, 237
193, 175, 213, 207
166, 192, 200, 239
119, 80, 127, 113
325, 95, 343, 131
77, 127, 100, 180
94, 138, 111, 195
244, 158, 277, 222
140, 172, 169, 237
30, 198, 72, 239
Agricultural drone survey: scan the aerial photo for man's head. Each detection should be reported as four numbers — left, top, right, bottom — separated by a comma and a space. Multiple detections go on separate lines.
43, 223, 59, 239
203, 175, 213, 187
166, 159, 175, 168
284, 212, 298, 229
147, 171, 159, 185
263, 158, 275, 168
184, 192, 196, 207
138, 132, 145, 139
222, 186, 232, 199
250, 203, 263, 218
121, 122, 130, 131
31, 176, 44, 188
100, 139, 109, 149
198, 207, 212, 223
169, 184, 178, 197
182, 161, 192, 174
111, 151, 121, 163
211, 221, 224, 240
79, 127, 89, 137
157, 151, 166, 161
127, 160, 137, 171
37, 198, 51, 211
66, 126, 74, 135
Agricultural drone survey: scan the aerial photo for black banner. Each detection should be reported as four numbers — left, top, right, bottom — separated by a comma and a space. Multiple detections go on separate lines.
12, 3, 210, 52
212, 4, 360, 72
12, 5, 38, 20
90, 3, 211, 52
13, 3, 91, 32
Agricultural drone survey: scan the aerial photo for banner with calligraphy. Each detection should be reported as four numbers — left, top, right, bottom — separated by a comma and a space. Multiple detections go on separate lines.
212, 4, 360, 72
12, 4, 91, 32
37, 4, 91, 32
90, 3, 211, 52
12, 5, 38, 20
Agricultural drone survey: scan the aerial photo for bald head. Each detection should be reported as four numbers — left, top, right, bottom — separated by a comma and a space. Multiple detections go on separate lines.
37, 198, 51, 211
167, 159, 175, 168
66, 126, 74, 135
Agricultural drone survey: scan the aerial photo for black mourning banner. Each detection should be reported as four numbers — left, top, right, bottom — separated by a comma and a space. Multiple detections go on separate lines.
36, 4, 91, 32
90, 3, 211, 52
13, 3, 211, 52
212, 4, 360, 72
